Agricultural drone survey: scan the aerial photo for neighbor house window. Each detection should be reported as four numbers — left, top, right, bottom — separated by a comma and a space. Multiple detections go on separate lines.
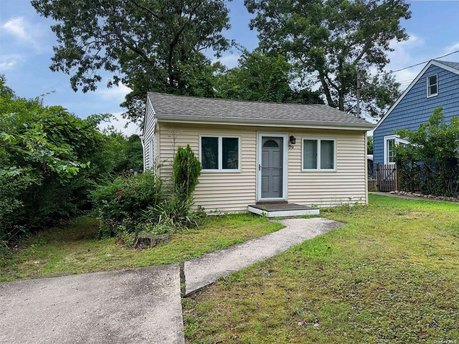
302, 138, 336, 171
384, 135, 410, 165
200, 136, 239, 171
427, 74, 438, 97
385, 137, 396, 164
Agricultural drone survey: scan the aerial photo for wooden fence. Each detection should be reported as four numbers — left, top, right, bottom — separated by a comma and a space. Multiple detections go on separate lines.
376, 163, 398, 192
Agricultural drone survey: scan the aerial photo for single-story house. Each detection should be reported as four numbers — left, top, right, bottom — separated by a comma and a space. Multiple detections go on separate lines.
143, 93, 374, 214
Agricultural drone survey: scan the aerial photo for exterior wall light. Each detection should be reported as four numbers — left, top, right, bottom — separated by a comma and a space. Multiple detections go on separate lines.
289, 135, 296, 145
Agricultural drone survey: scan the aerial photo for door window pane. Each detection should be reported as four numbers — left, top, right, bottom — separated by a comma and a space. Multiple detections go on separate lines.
201, 137, 218, 169
222, 138, 239, 169
320, 140, 335, 169
303, 140, 318, 169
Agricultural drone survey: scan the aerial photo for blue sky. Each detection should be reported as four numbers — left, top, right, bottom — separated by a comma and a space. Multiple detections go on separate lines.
1, 0, 459, 134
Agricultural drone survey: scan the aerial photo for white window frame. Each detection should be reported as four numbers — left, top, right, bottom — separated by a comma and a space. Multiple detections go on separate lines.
427, 74, 438, 98
199, 135, 240, 173
301, 137, 337, 172
384, 135, 410, 165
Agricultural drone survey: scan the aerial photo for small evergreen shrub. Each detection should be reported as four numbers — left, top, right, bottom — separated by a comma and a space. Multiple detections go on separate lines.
173, 145, 201, 201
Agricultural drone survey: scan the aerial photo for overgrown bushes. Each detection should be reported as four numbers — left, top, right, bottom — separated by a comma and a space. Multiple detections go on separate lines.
395, 108, 459, 197
92, 145, 204, 245
0, 76, 143, 247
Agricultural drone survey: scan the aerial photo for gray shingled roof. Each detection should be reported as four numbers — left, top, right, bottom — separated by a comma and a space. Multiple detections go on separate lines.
148, 92, 374, 129
435, 60, 459, 71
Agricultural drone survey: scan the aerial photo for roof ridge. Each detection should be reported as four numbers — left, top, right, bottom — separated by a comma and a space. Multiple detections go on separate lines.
148, 91, 328, 108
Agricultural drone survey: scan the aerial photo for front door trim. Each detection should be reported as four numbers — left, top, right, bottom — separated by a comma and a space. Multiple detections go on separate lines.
256, 132, 288, 202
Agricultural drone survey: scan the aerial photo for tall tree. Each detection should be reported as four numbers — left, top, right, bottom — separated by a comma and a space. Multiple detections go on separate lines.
245, 0, 410, 118
32, 0, 231, 122
216, 51, 323, 104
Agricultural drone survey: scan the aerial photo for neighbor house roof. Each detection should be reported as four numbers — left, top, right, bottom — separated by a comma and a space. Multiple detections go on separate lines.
436, 60, 459, 71
147, 92, 374, 130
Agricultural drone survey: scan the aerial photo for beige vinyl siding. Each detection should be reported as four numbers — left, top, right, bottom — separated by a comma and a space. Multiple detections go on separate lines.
158, 122, 367, 212
158, 122, 256, 212
143, 98, 156, 170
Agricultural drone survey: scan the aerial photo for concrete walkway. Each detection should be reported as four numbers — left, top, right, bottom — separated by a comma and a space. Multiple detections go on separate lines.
184, 218, 342, 295
0, 217, 341, 344
0, 265, 184, 344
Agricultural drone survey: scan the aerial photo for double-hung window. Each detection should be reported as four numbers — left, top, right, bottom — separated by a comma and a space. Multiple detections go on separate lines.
302, 138, 336, 171
427, 74, 438, 97
200, 136, 239, 172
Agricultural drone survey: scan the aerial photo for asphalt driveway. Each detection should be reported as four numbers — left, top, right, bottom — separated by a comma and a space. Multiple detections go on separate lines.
0, 265, 184, 344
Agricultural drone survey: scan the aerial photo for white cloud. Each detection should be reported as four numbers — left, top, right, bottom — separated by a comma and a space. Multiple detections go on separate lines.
98, 112, 141, 137
0, 16, 48, 52
97, 83, 132, 101
2, 17, 31, 41
0, 54, 24, 71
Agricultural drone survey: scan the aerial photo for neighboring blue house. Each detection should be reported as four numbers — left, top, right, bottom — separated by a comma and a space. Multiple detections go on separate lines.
373, 60, 459, 172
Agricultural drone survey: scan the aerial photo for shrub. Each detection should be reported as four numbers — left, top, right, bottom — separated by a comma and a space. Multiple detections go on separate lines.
395, 108, 459, 197
92, 146, 206, 244
173, 145, 201, 201
91, 172, 164, 235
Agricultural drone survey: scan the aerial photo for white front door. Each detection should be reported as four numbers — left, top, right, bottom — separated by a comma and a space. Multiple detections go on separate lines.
257, 133, 288, 201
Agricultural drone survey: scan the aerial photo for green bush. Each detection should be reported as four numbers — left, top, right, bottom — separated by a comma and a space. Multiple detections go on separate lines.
395, 108, 459, 197
173, 145, 201, 201
92, 145, 206, 244
91, 172, 164, 235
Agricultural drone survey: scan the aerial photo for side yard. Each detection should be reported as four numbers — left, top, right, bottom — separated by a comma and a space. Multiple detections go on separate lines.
184, 194, 459, 343
0, 214, 282, 282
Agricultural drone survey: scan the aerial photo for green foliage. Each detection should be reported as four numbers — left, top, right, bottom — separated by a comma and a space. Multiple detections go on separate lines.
395, 108, 459, 197
92, 172, 164, 235
245, 0, 410, 117
93, 145, 205, 245
173, 145, 202, 200
32, 0, 231, 121
367, 136, 374, 154
216, 51, 323, 104
0, 77, 143, 246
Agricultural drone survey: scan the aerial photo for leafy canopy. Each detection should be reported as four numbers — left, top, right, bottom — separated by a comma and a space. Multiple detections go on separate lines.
31, 0, 231, 122
216, 51, 323, 104
245, 0, 411, 117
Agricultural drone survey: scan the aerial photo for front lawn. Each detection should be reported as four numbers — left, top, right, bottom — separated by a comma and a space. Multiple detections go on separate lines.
0, 214, 283, 282
183, 194, 459, 343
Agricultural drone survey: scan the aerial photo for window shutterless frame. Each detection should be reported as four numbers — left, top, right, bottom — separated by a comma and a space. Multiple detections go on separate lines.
427, 74, 438, 98
199, 135, 240, 172
301, 137, 337, 172
384, 135, 410, 165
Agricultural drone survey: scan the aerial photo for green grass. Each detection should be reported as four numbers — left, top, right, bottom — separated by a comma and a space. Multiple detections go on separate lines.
183, 194, 459, 343
0, 214, 283, 282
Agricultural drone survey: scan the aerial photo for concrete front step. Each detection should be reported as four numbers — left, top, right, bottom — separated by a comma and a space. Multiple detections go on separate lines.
248, 202, 320, 218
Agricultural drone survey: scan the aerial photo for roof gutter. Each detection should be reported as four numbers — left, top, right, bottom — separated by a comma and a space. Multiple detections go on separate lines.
156, 116, 375, 131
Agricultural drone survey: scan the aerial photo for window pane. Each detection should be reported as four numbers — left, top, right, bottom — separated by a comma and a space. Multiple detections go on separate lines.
387, 138, 395, 163
320, 140, 335, 169
303, 140, 318, 169
201, 137, 218, 169
429, 75, 437, 86
430, 85, 437, 95
222, 137, 239, 169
